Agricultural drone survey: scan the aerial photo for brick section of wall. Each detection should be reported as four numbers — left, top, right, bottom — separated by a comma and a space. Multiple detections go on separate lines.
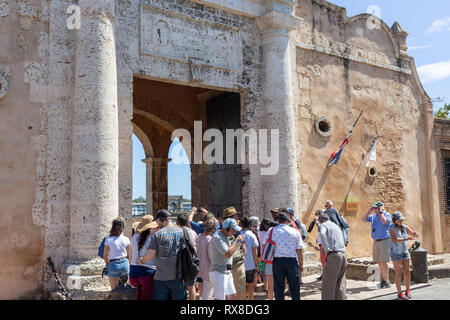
376, 161, 405, 213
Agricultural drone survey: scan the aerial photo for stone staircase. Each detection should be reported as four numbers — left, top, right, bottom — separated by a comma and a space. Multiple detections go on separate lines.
302, 251, 322, 277
49, 258, 111, 300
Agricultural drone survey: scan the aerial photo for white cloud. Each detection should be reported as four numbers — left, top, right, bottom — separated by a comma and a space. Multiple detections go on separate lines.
426, 17, 450, 33
417, 60, 450, 84
408, 44, 435, 51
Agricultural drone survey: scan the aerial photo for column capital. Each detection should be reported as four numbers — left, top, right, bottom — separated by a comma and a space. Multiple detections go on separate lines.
79, 0, 115, 19
256, 10, 302, 34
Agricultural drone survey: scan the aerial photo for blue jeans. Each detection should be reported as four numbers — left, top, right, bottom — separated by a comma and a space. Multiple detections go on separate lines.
153, 279, 187, 300
273, 257, 300, 300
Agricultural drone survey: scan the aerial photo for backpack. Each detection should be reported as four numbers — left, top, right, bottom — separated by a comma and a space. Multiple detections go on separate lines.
262, 227, 276, 265
176, 228, 200, 282
98, 236, 106, 259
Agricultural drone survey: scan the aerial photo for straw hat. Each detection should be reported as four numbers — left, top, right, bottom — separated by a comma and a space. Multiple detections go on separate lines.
135, 215, 158, 233
223, 207, 241, 219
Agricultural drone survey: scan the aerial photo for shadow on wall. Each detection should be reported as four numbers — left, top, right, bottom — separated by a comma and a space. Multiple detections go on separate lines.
304, 161, 332, 223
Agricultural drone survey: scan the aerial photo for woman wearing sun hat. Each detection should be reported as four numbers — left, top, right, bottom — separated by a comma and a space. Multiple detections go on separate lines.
129, 215, 158, 300
389, 211, 420, 300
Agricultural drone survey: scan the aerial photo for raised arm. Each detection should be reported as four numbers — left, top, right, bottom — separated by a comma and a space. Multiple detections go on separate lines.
405, 225, 419, 240
361, 207, 374, 223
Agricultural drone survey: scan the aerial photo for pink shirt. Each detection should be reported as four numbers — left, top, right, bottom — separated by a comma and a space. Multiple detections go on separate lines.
197, 234, 212, 281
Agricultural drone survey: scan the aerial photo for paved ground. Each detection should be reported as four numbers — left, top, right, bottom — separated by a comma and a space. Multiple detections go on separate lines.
251, 274, 450, 300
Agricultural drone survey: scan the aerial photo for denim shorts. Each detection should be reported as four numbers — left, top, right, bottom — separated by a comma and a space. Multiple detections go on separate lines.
107, 258, 130, 278
391, 251, 410, 262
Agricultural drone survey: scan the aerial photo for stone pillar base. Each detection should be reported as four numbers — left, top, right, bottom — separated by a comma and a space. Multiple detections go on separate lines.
51, 258, 110, 300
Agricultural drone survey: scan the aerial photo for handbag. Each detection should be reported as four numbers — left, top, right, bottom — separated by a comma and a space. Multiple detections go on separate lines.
262, 227, 276, 264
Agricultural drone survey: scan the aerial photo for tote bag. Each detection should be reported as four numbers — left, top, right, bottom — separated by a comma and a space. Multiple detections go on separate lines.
262, 227, 276, 264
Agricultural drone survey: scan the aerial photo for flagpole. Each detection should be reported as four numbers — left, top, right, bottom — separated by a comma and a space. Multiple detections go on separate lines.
328, 110, 363, 167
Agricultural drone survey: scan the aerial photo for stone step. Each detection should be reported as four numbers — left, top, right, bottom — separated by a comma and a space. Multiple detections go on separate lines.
60, 274, 110, 291
302, 262, 322, 277
303, 251, 319, 265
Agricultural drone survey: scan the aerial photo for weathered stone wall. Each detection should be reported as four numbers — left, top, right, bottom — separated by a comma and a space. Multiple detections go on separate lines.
293, 0, 438, 258
0, 0, 53, 299
434, 119, 450, 253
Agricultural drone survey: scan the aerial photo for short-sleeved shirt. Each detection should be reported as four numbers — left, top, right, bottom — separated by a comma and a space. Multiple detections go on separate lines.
366, 212, 392, 240
210, 231, 232, 274
265, 224, 303, 258
197, 234, 212, 281
186, 227, 198, 247
130, 233, 155, 268
105, 234, 130, 260
243, 230, 258, 271
230, 236, 245, 270
149, 225, 185, 281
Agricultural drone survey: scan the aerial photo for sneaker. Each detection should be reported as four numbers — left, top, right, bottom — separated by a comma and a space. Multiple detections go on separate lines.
397, 293, 410, 300
380, 281, 392, 289
405, 290, 412, 299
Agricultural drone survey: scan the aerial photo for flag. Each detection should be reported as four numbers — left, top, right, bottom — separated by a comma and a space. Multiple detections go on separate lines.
362, 135, 380, 167
362, 116, 392, 167
328, 111, 363, 167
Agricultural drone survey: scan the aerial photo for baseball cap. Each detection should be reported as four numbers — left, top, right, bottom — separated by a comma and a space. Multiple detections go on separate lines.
392, 211, 405, 221
156, 209, 170, 221
372, 201, 384, 208
287, 208, 295, 215
222, 218, 242, 232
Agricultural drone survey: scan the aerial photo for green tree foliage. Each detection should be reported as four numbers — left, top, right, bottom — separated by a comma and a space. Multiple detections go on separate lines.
133, 196, 146, 203
435, 103, 450, 119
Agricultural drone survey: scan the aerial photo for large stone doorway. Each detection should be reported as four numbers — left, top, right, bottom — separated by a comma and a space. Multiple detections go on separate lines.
132, 77, 243, 217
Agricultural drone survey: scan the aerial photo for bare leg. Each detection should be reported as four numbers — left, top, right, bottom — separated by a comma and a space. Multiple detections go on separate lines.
109, 277, 119, 290
267, 275, 274, 300
392, 261, 403, 294
246, 282, 255, 300
378, 262, 390, 283
197, 281, 203, 299
188, 285, 196, 300
403, 259, 411, 292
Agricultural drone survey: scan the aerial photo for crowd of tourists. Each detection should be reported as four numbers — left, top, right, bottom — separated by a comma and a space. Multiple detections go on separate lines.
101, 200, 419, 301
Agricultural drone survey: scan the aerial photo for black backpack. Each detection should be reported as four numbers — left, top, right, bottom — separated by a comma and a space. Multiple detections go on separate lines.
176, 227, 200, 282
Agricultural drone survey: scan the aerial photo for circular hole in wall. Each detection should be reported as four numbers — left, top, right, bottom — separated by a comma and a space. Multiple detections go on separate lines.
315, 116, 333, 137
369, 167, 377, 177
319, 120, 330, 133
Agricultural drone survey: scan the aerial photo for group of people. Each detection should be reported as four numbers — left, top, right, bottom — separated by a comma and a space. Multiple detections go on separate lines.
100, 199, 420, 301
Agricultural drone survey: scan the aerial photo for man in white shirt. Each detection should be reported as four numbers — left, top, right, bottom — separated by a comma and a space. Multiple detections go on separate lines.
264, 212, 303, 300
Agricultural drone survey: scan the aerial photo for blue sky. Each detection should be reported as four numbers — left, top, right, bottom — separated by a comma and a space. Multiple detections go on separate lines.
133, 1, 450, 200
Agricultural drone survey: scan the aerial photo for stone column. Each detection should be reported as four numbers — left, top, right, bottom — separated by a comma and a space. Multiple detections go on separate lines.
256, 8, 302, 214
70, 0, 118, 260
424, 106, 443, 253
142, 158, 153, 215
151, 158, 171, 213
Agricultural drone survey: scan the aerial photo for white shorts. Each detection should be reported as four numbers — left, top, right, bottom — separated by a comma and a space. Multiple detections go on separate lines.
209, 271, 236, 300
